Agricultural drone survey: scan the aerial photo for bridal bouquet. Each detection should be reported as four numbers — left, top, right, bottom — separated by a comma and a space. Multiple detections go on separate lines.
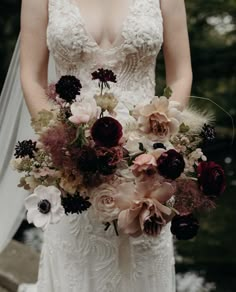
12, 68, 226, 240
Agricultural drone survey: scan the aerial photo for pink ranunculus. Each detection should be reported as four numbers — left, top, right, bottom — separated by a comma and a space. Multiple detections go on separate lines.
116, 181, 175, 237
69, 98, 99, 125
131, 153, 157, 176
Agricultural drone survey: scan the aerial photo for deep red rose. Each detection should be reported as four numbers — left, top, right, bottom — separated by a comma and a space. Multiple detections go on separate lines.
91, 117, 123, 147
157, 149, 185, 180
197, 161, 226, 197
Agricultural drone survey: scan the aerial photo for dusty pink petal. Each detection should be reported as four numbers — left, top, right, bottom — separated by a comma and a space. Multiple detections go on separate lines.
69, 114, 90, 124
118, 202, 142, 229
135, 154, 157, 166
151, 182, 175, 203
135, 181, 153, 198
139, 205, 152, 230
118, 209, 142, 236
115, 182, 136, 210
155, 200, 172, 217
124, 203, 142, 225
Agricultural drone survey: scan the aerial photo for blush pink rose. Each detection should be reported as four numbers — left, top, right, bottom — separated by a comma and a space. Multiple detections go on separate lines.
69, 98, 99, 125
131, 153, 157, 176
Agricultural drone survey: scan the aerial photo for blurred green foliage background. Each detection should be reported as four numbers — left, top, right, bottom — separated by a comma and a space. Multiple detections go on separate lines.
0, 1, 235, 291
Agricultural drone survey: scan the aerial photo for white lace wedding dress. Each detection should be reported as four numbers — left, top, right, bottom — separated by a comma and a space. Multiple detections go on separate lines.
19, 0, 176, 291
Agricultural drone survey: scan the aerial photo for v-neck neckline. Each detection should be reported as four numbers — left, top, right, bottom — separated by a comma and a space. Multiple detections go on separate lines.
69, 0, 137, 52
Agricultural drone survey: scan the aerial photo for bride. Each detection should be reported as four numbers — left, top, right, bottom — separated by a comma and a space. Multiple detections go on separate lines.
1, 0, 192, 291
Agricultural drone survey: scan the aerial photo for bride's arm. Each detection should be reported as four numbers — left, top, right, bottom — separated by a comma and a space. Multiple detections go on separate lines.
20, 0, 50, 119
160, 0, 192, 109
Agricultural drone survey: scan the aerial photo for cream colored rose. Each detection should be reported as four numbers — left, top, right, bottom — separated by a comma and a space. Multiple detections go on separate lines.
94, 93, 118, 113
91, 184, 121, 222
133, 96, 182, 142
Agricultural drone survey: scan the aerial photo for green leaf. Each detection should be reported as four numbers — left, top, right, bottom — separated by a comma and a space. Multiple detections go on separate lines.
163, 87, 173, 98
70, 125, 87, 147
179, 123, 190, 133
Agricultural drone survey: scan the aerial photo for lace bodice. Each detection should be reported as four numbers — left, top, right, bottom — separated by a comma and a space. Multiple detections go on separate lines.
31, 1, 176, 291
47, 0, 163, 109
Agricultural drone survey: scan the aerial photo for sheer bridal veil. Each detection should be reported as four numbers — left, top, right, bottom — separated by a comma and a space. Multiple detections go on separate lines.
0, 35, 56, 253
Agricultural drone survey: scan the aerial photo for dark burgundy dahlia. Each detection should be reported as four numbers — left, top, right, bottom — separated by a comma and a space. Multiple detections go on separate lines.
171, 214, 199, 240
55, 75, 82, 103
91, 117, 123, 147
197, 161, 226, 197
14, 140, 37, 158
61, 193, 91, 215
91, 68, 117, 88
157, 149, 185, 180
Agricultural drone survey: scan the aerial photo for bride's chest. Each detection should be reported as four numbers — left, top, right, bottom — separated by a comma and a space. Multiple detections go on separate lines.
47, 0, 163, 61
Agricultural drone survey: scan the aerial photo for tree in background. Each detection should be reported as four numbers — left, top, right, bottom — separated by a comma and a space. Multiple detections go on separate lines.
156, 0, 236, 131
0, 0, 20, 87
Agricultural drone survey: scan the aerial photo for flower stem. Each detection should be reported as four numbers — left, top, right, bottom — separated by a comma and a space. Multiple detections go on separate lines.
113, 220, 119, 236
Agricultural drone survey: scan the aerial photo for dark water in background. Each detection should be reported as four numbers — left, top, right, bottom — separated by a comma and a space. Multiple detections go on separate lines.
14, 138, 236, 292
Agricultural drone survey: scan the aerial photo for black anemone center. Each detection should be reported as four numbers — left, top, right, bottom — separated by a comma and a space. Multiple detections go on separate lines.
153, 143, 166, 150
38, 199, 51, 214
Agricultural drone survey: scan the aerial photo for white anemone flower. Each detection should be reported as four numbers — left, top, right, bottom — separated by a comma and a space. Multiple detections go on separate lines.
24, 185, 65, 230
